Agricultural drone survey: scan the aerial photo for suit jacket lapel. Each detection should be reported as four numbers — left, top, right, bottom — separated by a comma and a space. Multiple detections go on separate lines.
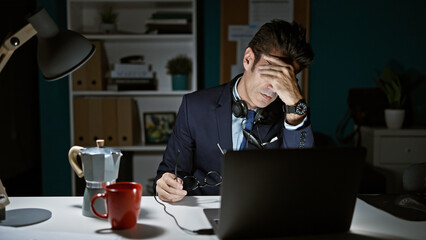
257, 99, 285, 140
214, 75, 283, 151
250, 99, 285, 148
215, 81, 234, 152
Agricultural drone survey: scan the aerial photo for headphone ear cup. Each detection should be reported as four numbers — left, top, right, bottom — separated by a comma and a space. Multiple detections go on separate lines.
254, 108, 267, 122
232, 100, 248, 118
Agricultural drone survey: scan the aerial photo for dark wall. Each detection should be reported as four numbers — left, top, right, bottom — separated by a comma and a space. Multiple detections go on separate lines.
309, 0, 426, 143
0, 1, 40, 196
202, 0, 220, 89
37, 0, 71, 195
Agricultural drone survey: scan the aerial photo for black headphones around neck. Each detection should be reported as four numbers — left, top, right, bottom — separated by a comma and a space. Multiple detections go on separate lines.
231, 79, 269, 149
231, 80, 267, 123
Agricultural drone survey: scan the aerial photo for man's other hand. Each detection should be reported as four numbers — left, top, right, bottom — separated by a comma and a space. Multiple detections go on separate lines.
156, 172, 187, 202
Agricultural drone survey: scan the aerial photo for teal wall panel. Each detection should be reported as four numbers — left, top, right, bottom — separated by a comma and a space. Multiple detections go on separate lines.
309, 0, 426, 144
37, 0, 72, 195
203, 0, 221, 88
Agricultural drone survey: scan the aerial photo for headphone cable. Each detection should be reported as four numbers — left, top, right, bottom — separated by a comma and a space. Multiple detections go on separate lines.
153, 193, 214, 235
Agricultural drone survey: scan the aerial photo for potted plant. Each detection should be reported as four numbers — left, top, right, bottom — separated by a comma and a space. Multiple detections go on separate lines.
166, 55, 192, 90
100, 7, 118, 33
374, 66, 406, 129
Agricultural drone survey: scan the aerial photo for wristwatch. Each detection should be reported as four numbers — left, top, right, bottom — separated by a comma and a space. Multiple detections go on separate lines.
283, 99, 308, 115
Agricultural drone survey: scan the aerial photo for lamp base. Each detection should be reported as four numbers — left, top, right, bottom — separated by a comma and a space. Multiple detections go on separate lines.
0, 207, 4, 221
0, 208, 51, 227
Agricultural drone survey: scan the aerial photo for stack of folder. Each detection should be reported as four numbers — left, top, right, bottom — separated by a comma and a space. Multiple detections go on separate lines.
109, 63, 157, 91
72, 41, 108, 91
73, 97, 141, 147
145, 11, 192, 34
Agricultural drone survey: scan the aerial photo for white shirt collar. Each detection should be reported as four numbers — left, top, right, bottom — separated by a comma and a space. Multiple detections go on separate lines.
232, 77, 242, 101
233, 77, 258, 112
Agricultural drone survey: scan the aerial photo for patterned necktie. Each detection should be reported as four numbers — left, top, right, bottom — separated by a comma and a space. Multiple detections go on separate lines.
240, 110, 255, 150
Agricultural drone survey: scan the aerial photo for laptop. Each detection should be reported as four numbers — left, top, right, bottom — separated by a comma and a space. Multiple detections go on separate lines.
203, 147, 366, 239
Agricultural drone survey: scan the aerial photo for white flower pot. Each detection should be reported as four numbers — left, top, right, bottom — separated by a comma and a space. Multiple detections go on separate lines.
100, 23, 116, 33
385, 109, 405, 129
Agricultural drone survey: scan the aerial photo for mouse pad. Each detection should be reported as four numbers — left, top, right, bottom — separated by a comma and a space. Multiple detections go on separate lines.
0, 208, 52, 227
358, 194, 426, 221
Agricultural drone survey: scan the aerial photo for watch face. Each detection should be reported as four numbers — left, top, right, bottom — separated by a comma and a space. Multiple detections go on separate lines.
295, 102, 307, 115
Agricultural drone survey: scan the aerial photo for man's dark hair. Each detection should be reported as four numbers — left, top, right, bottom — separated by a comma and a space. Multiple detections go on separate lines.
248, 19, 314, 72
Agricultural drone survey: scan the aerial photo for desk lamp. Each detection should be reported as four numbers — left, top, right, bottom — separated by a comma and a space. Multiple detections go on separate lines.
0, 8, 95, 226
0, 8, 95, 79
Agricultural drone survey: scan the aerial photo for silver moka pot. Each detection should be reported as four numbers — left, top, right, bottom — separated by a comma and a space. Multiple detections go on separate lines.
68, 139, 122, 217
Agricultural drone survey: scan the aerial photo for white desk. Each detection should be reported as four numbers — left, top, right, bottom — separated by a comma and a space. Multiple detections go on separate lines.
1, 196, 426, 240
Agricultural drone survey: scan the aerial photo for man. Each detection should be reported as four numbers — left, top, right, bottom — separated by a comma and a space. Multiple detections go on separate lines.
155, 19, 314, 202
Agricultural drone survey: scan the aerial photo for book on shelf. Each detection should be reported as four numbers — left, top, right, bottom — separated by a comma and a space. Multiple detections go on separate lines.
145, 23, 191, 34
151, 12, 192, 20
145, 11, 192, 34
110, 70, 154, 79
110, 78, 157, 91
112, 63, 151, 72
109, 63, 154, 79
145, 18, 188, 25
116, 83, 157, 91
114, 78, 155, 84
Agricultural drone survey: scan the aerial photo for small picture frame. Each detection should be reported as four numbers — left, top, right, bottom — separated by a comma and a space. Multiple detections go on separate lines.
144, 112, 176, 144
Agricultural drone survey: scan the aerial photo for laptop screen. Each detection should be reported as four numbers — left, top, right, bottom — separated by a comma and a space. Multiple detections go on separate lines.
206, 147, 366, 239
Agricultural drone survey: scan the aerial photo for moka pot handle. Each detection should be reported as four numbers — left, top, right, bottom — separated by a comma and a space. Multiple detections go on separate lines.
68, 146, 85, 178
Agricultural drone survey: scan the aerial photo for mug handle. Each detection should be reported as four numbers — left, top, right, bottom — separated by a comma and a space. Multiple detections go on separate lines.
91, 193, 108, 219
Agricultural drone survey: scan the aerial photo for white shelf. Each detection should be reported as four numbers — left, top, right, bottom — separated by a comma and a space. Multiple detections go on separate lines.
114, 145, 166, 152
68, 0, 192, 4
72, 90, 193, 97
83, 33, 194, 41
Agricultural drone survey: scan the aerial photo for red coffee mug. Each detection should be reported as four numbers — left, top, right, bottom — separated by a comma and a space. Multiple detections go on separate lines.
91, 182, 142, 229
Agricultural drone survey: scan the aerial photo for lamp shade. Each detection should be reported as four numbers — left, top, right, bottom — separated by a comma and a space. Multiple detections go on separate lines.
27, 8, 95, 81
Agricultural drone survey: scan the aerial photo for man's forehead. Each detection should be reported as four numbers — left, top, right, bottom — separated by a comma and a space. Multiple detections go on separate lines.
268, 53, 292, 62
264, 53, 300, 72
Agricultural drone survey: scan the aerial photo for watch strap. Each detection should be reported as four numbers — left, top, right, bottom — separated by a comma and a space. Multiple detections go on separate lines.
284, 105, 297, 114
282, 99, 308, 115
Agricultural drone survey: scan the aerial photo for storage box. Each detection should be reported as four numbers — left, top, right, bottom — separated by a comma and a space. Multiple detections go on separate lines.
72, 41, 108, 91
117, 98, 141, 146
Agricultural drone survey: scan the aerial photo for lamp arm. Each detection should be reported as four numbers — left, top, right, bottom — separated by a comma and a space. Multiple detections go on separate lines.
0, 23, 37, 72
0, 178, 10, 221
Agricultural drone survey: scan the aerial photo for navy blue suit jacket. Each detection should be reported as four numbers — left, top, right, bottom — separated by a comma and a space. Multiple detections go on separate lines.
154, 76, 314, 195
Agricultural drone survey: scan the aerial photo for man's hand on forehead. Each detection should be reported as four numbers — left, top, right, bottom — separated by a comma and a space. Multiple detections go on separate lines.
263, 54, 299, 73
258, 54, 303, 106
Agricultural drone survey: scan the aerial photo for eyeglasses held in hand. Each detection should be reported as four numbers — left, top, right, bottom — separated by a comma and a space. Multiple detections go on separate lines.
183, 171, 222, 191
174, 149, 222, 191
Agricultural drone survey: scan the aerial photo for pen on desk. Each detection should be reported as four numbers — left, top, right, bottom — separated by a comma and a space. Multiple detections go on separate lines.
216, 143, 225, 155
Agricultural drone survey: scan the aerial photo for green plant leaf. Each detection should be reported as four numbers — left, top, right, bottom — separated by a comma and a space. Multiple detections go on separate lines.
374, 66, 406, 109
101, 7, 118, 23
166, 55, 192, 75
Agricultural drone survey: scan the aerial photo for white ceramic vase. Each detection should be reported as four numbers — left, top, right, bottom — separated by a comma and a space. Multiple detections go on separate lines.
100, 23, 116, 33
384, 109, 405, 129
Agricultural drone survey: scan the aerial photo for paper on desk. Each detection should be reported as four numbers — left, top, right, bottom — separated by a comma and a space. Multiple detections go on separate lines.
0, 226, 121, 240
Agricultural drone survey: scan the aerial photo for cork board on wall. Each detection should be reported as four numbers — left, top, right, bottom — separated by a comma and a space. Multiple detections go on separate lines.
220, 0, 311, 100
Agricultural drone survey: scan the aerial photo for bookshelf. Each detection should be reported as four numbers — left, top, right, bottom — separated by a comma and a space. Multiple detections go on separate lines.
67, 0, 197, 195
67, 0, 197, 150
